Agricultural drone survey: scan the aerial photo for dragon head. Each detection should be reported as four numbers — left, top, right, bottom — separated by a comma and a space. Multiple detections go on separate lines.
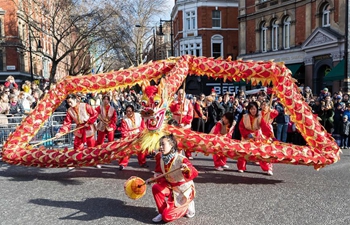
140, 78, 169, 131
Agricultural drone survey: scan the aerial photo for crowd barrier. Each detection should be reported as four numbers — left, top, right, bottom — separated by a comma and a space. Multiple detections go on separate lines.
0, 113, 76, 149
0, 112, 123, 149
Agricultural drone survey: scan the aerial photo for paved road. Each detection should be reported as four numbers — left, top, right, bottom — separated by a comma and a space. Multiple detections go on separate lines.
0, 150, 349, 225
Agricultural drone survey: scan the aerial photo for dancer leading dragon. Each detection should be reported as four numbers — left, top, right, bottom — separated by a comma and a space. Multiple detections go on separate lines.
1, 55, 340, 170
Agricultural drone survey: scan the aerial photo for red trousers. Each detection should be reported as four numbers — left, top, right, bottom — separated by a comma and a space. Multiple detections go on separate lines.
96, 130, 114, 145
213, 154, 227, 167
184, 150, 192, 158
119, 151, 147, 167
152, 182, 194, 223
74, 135, 95, 150
237, 158, 273, 172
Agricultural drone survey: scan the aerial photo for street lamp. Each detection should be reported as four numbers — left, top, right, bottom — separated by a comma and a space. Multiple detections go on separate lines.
135, 25, 156, 61
159, 18, 174, 57
29, 32, 43, 82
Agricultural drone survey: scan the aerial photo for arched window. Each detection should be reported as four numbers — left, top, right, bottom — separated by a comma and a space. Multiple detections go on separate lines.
283, 16, 291, 49
271, 19, 278, 51
260, 22, 267, 52
211, 35, 223, 58
322, 3, 330, 27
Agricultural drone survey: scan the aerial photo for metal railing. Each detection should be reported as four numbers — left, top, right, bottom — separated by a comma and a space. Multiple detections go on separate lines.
0, 113, 75, 149
0, 112, 123, 149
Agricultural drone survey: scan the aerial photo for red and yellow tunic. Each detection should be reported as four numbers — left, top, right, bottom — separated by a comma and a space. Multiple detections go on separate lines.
154, 152, 198, 207
239, 114, 273, 140
59, 102, 98, 138
95, 104, 117, 132
120, 112, 145, 138
169, 98, 193, 129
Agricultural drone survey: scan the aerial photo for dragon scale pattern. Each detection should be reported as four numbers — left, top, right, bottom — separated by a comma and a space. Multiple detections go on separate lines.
1, 55, 339, 170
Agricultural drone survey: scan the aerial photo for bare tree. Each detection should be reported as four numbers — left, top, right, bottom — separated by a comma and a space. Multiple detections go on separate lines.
16, 0, 122, 84
103, 0, 170, 68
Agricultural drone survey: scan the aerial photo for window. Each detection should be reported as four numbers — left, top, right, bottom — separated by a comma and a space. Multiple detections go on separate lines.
283, 17, 291, 49
212, 10, 221, 28
271, 19, 278, 51
322, 3, 330, 27
260, 22, 267, 52
211, 35, 223, 58
180, 41, 202, 56
185, 10, 196, 30
212, 43, 221, 58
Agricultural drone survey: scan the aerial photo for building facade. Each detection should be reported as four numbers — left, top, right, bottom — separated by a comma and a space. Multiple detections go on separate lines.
172, 0, 240, 95
238, 0, 346, 95
0, 2, 73, 86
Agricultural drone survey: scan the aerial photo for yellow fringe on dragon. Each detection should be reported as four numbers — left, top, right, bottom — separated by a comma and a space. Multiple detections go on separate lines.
1, 55, 340, 170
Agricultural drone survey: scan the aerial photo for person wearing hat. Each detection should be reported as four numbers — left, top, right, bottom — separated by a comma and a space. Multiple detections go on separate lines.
303, 86, 313, 102
319, 87, 330, 100
340, 115, 350, 149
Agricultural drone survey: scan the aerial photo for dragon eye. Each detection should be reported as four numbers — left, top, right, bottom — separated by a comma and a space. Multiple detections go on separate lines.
154, 101, 160, 106
141, 100, 148, 106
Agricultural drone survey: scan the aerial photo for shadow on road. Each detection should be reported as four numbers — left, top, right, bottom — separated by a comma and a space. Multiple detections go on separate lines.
0, 161, 155, 186
29, 197, 155, 223
1, 159, 283, 186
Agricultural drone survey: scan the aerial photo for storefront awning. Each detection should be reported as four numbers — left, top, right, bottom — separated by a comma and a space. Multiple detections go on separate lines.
286, 63, 302, 77
324, 59, 344, 81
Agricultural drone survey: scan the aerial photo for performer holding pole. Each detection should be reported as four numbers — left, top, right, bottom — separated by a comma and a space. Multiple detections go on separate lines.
95, 95, 117, 145
118, 104, 148, 170
237, 101, 276, 175
146, 134, 198, 223
55, 93, 98, 150
169, 88, 194, 159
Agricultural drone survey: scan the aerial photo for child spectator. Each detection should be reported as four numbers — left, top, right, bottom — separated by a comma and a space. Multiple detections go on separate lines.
4, 76, 18, 90
340, 115, 350, 149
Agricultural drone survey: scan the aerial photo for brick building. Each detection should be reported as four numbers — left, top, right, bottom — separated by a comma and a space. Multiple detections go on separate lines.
0, 2, 74, 86
238, 0, 347, 95
172, 0, 241, 95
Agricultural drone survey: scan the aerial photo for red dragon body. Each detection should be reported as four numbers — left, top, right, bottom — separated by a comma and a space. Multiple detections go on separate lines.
1, 55, 339, 170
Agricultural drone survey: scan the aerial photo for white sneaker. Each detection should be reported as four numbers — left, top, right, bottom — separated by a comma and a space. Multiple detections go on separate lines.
67, 167, 75, 170
188, 156, 194, 160
238, 170, 244, 173
267, 170, 273, 176
96, 165, 102, 169
215, 166, 224, 171
186, 201, 195, 218
222, 164, 229, 169
152, 214, 163, 223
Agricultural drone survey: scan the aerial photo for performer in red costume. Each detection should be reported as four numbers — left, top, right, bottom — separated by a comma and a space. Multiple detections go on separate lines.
169, 88, 194, 159
118, 104, 148, 170
238, 101, 275, 175
55, 93, 98, 150
211, 112, 234, 171
260, 99, 278, 135
147, 134, 198, 223
95, 95, 117, 145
